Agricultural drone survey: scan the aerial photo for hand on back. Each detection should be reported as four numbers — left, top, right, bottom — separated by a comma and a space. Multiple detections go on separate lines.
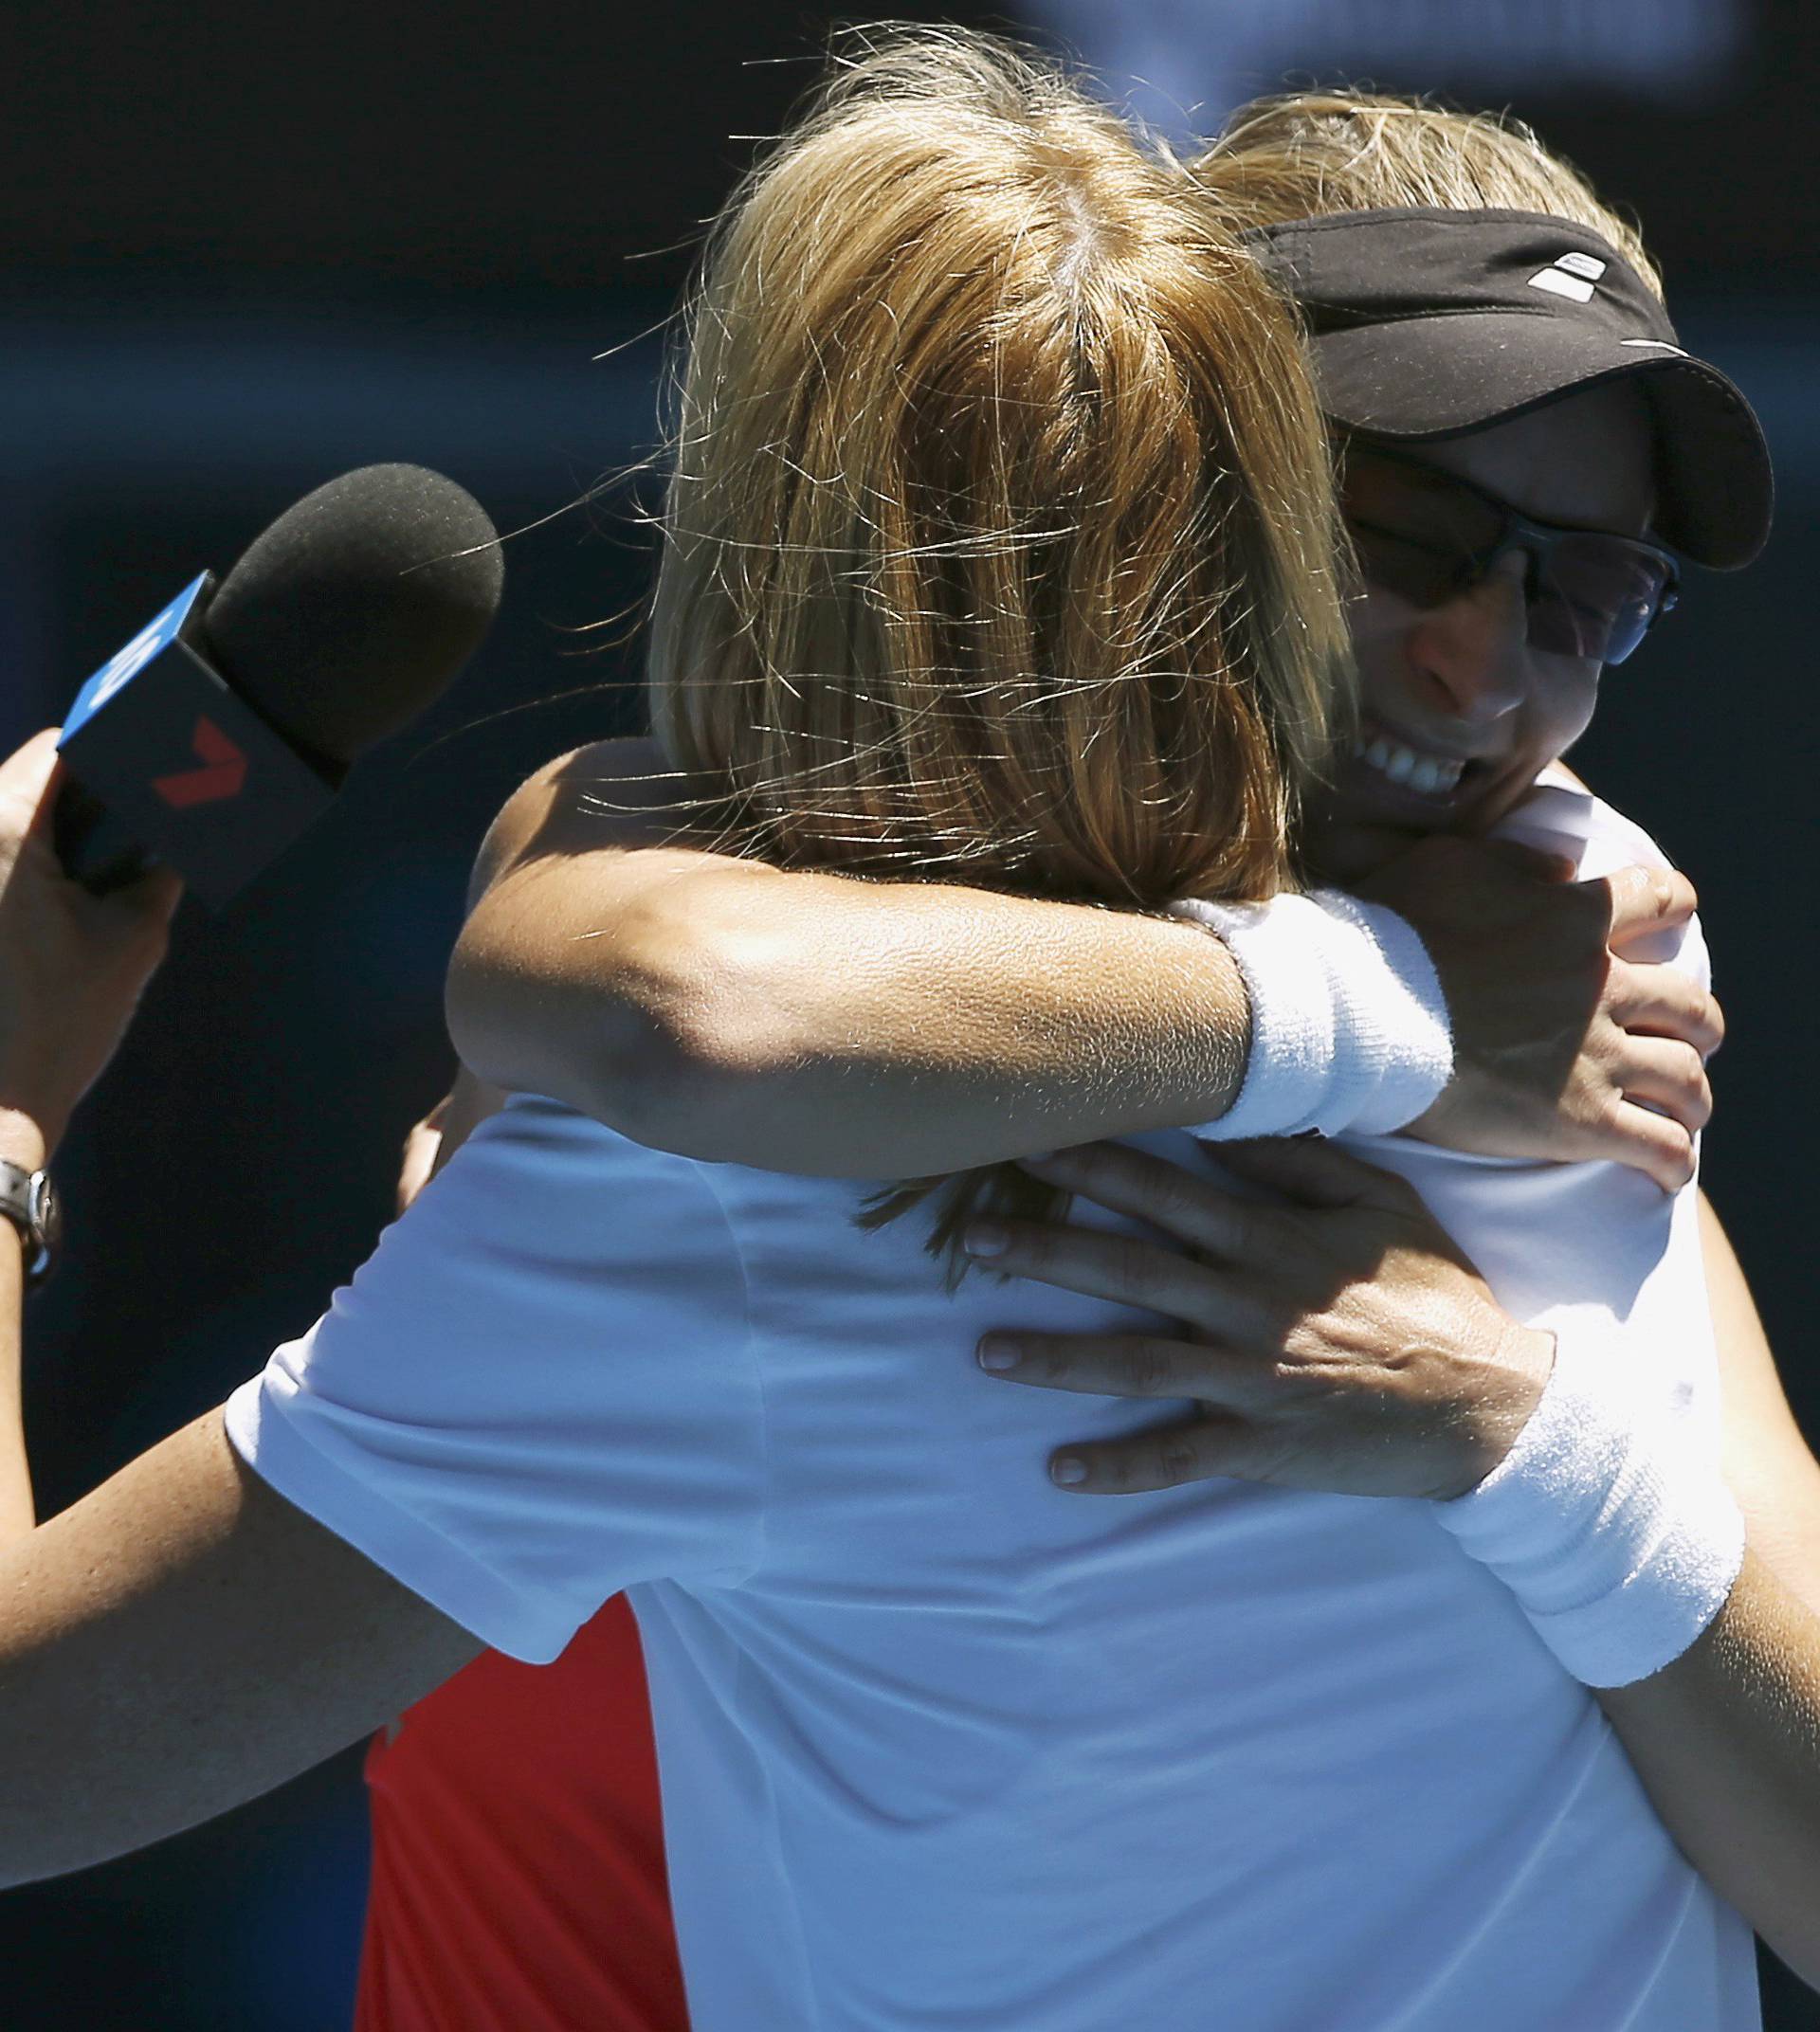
395, 1070, 509, 1216
965, 1135, 1555, 1499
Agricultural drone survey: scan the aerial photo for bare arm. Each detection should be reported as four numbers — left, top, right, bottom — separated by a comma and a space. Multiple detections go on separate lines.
448, 740, 1717, 1184
0, 1404, 480, 1885
0, 732, 184, 1545
0, 731, 482, 1883
1594, 1198, 1820, 1987
1704, 1194, 1820, 1612
447, 740, 1249, 1176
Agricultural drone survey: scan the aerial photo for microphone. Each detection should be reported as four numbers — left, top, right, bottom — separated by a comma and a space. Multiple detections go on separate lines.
55, 464, 504, 909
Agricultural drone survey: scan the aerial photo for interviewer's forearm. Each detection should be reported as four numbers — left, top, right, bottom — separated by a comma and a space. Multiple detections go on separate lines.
448, 851, 1251, 1176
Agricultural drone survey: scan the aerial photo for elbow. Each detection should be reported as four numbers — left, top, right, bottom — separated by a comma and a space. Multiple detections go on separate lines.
445, 888, 790, 1158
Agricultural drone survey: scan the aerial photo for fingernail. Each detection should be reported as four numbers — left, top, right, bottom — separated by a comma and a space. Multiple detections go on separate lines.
976, 1336, 1018, 1371
962, 1222, 1008, 1258
1050, 1455, 1088, 1487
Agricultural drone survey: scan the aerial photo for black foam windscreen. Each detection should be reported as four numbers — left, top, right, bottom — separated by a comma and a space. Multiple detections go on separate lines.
202, 463, 505, 770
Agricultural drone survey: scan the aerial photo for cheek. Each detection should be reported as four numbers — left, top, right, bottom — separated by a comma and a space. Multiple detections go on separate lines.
1531, 665, 1601, 758
1344, 588, 1415, 703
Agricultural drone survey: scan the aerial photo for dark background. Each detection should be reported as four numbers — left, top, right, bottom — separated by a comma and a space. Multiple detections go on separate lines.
1, 2, 1815, 2023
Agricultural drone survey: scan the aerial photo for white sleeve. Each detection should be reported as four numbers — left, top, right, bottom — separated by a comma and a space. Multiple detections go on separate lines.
224, 1097, 766, 1663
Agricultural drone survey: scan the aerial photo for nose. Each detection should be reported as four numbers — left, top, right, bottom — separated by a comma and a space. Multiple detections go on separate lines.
1404, 551, 1530, 725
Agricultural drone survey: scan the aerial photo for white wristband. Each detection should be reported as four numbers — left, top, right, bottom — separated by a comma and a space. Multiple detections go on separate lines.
1170, 890, 1453, 1139
1436, 1320, 1745, 1688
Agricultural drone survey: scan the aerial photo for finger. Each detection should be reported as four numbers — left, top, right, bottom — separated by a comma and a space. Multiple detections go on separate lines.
1596, 864, 1696, 945
1046, 1412, 1251, 1495
1603, 959, 1724, 1057
1612, 1038, 1712, 1134
1016, 1142, 1261, 1258
961, 1217, 1253, 1327
0, 730, 64, 832
977, 1331, 1255, 1406
1577, 1096, 1695, 1194
396, 1123, 446, 1217
1212, 1134, 1411, 1214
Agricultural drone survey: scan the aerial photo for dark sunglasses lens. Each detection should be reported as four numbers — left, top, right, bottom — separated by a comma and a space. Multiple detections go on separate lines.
1529, 537, 1676, 664
1340, 457, 1501, 607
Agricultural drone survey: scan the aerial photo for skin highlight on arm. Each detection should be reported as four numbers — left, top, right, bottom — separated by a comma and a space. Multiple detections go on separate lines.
447, 739, 1253, 1176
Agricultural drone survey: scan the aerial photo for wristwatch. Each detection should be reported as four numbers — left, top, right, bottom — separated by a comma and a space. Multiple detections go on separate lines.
0, 1159, 61, 1289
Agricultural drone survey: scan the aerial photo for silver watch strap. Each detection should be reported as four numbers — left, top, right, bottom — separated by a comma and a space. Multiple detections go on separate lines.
0, 1159, 52, 1283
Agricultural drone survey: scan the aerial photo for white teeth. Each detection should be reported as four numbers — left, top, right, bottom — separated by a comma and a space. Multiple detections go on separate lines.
1354, 729, 1466, 798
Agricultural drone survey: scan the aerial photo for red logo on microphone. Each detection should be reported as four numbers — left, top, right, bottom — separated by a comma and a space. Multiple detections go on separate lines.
153, 717, 248, 808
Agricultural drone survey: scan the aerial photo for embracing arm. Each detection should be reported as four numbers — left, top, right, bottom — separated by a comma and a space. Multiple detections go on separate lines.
446, 742, 1251, 1176
1594, 1198, 1820, 1987
448, 741, 1716, 1185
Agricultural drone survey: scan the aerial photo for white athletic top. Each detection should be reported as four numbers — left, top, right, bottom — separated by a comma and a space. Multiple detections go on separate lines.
227, 782, 1759, 2032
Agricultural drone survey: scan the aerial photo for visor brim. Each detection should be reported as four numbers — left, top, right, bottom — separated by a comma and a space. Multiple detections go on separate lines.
1314, 313, 1773, 569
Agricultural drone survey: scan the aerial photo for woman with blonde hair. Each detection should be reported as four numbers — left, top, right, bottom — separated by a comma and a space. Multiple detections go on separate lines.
0, 28, 1556, 2032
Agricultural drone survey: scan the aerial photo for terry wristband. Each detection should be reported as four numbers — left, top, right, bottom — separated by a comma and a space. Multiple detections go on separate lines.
1435, 1320, 1746, 1688
1169, 890, 1453, 1140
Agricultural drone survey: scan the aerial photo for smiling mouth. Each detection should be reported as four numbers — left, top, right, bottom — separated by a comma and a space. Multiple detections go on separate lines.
1348, 721, 1483, 800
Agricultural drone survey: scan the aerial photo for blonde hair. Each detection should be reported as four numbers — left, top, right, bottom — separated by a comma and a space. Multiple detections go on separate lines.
646, 27, 1351, 1263
650, 28, 1348, 905
1194, 90, 1664, 300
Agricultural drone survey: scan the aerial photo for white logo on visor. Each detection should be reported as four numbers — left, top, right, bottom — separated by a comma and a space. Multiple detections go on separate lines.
1528, 252, 1607, 303
1620, 338, 1688, 355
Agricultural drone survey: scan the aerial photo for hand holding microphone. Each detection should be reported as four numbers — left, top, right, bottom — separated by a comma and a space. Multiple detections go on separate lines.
0, 463, 504, 1288
0, 731, 179, 1179
55, 463, 503, 906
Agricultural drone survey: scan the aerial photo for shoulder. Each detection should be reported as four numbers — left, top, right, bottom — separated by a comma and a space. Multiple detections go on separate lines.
466, 736, 702, 908
1499, 771, 1711, 986
1502, 767, 1680, 878
267, 1098, 756, 1441
230, 1098, 767, 1657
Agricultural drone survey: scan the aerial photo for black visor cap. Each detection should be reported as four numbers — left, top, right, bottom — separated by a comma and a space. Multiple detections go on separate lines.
1248, 209, 1773, 570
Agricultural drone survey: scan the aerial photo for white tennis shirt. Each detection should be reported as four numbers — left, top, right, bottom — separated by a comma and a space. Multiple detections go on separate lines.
227, 782, 1759, 2031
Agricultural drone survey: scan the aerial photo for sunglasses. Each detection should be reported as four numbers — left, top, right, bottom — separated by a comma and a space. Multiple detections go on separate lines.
1338, 443, 1681, 666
